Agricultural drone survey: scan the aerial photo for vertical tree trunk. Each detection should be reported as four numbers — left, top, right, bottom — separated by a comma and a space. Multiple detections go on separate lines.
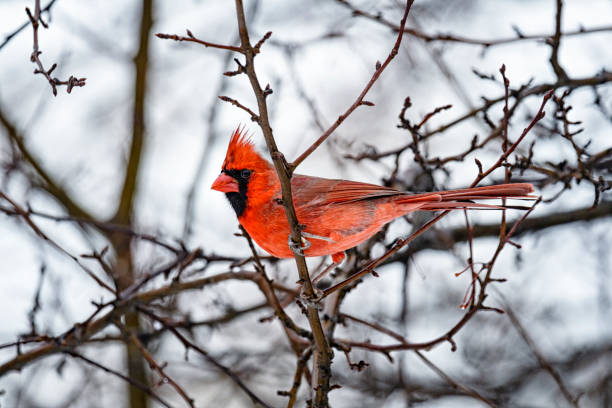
112, 0, 154, 407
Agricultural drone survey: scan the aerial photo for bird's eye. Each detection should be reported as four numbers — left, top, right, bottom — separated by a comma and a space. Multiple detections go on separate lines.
241, 169, 252, 179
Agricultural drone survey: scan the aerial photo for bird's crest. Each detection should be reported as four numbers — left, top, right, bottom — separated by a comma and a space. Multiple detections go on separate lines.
222, 126, 270, 172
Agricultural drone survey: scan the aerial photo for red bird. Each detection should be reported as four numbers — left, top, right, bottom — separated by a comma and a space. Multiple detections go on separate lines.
212, 128, 534, 263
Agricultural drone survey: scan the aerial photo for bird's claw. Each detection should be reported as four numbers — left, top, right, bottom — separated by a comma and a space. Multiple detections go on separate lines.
288, 231, 336, 256
302, 231, 336, 243
288, 235, 310, 256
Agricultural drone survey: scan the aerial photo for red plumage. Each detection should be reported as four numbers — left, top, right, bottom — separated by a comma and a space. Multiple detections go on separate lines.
212, 128, 534, 263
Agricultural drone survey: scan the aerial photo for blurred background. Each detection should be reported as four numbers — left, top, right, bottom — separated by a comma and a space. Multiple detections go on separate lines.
0, 0, 611, 407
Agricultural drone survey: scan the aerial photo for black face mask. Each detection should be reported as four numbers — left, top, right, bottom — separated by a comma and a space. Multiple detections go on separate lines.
222, 168, 252, 217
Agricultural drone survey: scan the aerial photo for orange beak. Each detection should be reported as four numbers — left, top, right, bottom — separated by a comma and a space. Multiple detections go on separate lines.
211, 173, 239, 193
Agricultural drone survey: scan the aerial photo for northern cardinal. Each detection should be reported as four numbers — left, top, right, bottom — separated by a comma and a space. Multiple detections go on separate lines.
212, 128, 534, 263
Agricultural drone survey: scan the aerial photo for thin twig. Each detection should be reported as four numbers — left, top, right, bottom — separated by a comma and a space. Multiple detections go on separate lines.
0, 270, 258, 375
218, 95, 259, 121
281, 347, 313, 408
470, 89, 554, 187
238, 226, 313, 341
0, 0, 58, 51
138, 307, 273, 408
414, 351, 496, 407
549, 0, 569, 80
321, 211, 446, 299
26, 0, 86, 95
156, 31, 242, 53
290, 0, 415, 170
347, 74, 610, 162
335, 0, 612, 49
121, 327, 195, 407
504, 303, 579, 407
0, 192, 115, 293
66, 351, 173, 408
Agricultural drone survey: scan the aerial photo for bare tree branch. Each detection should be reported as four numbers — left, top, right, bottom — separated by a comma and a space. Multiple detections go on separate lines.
26, 0, 85, 95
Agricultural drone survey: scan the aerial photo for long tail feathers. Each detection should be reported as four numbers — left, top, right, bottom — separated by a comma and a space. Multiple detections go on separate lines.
397, 183, 535, 211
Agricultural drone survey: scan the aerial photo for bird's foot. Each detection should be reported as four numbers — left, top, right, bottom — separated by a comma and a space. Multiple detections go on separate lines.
302, 231, 336, 243
288, 234, 311, 256
289, 231, 338, 256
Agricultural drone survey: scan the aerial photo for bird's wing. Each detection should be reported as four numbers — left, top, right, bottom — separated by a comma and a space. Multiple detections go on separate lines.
321, 180, 403, 203
291, 175, 437, 206
289, 175, 440, 250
